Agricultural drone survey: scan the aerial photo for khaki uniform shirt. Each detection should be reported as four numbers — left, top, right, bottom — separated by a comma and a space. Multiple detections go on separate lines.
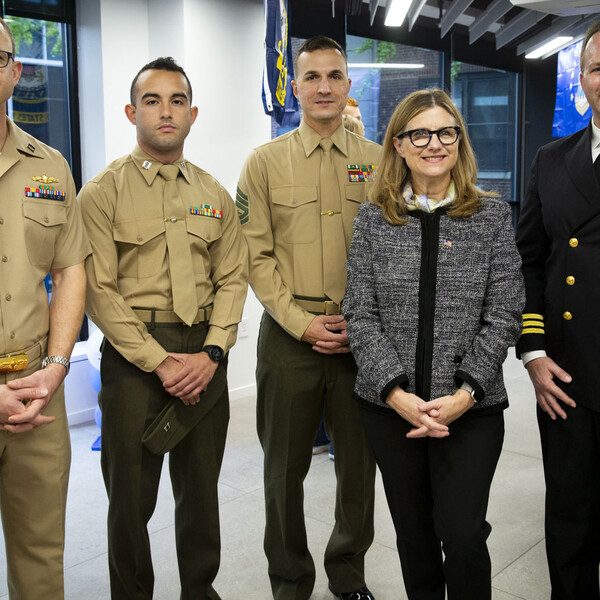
79, 145, 248, 373
0, 119, 90, 356
237, 121, 380, 340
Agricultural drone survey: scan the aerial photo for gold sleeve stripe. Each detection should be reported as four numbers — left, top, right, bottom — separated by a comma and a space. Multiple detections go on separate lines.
522, 327, 545, 334
523, 320, 544, 328
523, 313, 544, 320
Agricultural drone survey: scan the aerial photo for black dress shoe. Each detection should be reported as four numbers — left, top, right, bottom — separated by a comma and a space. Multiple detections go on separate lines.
328, 581, 375, 600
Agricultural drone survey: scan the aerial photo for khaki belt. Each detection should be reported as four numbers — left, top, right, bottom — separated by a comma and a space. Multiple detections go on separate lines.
294, 297, 341, 315
133, 305, 213, 324
0, 336, 47, 374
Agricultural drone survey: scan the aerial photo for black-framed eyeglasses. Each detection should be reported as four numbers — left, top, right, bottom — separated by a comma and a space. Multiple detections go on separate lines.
0, 50, 14, 69
396, 126, 461, 147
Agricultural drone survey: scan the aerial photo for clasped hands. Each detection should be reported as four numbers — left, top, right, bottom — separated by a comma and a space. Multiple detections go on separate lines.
155, 351, 217, 406
386, 386, 475, 439
0, 363, 65, 433
302, 315, 350, 355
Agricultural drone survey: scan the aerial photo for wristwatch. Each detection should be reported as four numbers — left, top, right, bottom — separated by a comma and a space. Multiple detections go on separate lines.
42, 355, 71, 375
202, 345, 224, 363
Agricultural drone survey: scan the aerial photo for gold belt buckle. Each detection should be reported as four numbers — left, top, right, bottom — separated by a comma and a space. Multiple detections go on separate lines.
323, 301, 341, 315
0, 353, 29, 374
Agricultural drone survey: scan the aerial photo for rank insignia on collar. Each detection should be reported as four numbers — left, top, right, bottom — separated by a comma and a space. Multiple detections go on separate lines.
25, 185, 65, 200
347, 164, 378, 183
27, 143, 36, 153
32, 174, 59, 184
180, 161, 187, 169
190, 204, 223, 219
142, 160, 152, 170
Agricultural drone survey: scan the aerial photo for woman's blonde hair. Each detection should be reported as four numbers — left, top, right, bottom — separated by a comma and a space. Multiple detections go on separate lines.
372, 88, 494, 225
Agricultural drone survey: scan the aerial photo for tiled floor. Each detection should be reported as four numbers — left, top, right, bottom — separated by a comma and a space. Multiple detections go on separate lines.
0, 355, 551, 599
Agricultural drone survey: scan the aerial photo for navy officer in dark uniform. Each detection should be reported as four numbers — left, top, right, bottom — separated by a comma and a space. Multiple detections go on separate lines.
516, 20, 600, 600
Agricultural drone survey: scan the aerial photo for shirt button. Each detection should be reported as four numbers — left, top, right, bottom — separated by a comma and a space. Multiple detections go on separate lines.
566, 276, 575, 285
569, 238, 578, 247
44, 216, 49, 223
9, 331, 15, 339
1, 256, 7, 262
137, 235, 143, 242
5, 294, 11, 301
563, 311, 572, 320
0, 217, 4, 224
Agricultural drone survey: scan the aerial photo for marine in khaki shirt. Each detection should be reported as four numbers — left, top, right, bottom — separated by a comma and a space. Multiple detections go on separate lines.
80, 143, 247, 372
0, 16, 89, 599
238, 118, 379, 340
237, 36, 380, 600
79, 57, 247, 599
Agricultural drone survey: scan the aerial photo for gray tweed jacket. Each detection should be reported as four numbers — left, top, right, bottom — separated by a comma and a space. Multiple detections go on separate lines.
344, 198, 525, 413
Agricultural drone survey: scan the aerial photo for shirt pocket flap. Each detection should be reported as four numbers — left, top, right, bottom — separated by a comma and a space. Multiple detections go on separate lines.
113, 218, 165, 245
345, 184, 366, 204
23, 199, 67, 227
186, 216, 222, 243
271, 186, 318, 208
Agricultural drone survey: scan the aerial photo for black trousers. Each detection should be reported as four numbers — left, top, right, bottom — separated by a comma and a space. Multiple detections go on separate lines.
256, 312, 376, 600
538, 403, 600, 600
99, 322, 229, 600
359, 405, 504, 600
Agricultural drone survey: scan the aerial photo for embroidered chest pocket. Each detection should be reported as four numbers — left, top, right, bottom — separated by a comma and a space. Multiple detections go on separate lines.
113, 217, 166, 278
23, 198, 67, 268
271, 186, 318, 244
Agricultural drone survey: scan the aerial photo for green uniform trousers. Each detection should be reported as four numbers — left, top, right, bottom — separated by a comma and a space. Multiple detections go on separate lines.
256, 312, 376, 600
0, 350, 70, 600
99, 322, 229, 600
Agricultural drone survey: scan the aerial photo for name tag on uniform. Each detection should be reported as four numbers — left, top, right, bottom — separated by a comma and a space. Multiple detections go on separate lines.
189, 205, 223, 219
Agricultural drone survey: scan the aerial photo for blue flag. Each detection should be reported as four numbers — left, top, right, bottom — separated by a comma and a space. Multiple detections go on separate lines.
262, 0, 299, 127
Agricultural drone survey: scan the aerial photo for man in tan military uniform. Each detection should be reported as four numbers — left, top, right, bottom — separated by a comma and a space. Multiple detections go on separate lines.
0, 17, 89, 600
79, 57, 247, 600
237, 36, 380, 600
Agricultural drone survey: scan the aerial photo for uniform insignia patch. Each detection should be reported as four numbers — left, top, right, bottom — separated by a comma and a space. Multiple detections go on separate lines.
25, 185, 65, 200
347, 164, 378, 183
236, 186, 249, 224
31, 174, 59, 184
190, 204, 223, 219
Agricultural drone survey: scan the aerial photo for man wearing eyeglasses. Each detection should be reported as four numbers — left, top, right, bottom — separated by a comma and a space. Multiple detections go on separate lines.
237, 36, 380, 600
0, 17, 89, 600
517, 20, 600, 599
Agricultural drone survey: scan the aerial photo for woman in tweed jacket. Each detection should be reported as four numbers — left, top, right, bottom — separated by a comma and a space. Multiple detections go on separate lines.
344, 89, 524, 600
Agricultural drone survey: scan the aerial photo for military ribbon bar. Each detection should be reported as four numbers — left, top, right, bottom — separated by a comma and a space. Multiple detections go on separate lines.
189, 204, 223, 219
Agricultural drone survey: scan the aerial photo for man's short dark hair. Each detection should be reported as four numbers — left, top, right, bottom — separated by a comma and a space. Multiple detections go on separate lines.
580, 21, 600, 73
0, 17, 16, 55
130, 56, 192, 106
293, 35, 347, 75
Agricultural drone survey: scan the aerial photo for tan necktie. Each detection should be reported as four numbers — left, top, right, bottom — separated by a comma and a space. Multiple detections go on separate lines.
319, 138, 347, 304
159, 164, 198, 326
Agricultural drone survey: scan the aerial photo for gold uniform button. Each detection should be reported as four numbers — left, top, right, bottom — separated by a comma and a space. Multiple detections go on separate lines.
1, 256, 7, 262
44, 217, 49, 224
137, 235, 143, 242
563, 311, 572, 320
566, 276, 575, 285
5, 294, 11, 301
569, 238, 578, 247
9, 331, 15, 339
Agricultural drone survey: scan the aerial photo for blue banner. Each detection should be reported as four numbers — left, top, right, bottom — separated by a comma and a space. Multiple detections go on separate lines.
262, 0, 299, 127
553, 40, 591, 138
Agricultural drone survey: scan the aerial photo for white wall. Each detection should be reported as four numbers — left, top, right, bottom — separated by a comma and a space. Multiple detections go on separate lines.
72, 0, 269, 422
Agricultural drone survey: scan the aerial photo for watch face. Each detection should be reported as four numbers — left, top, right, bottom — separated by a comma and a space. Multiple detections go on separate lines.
205, 346, 224, 361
